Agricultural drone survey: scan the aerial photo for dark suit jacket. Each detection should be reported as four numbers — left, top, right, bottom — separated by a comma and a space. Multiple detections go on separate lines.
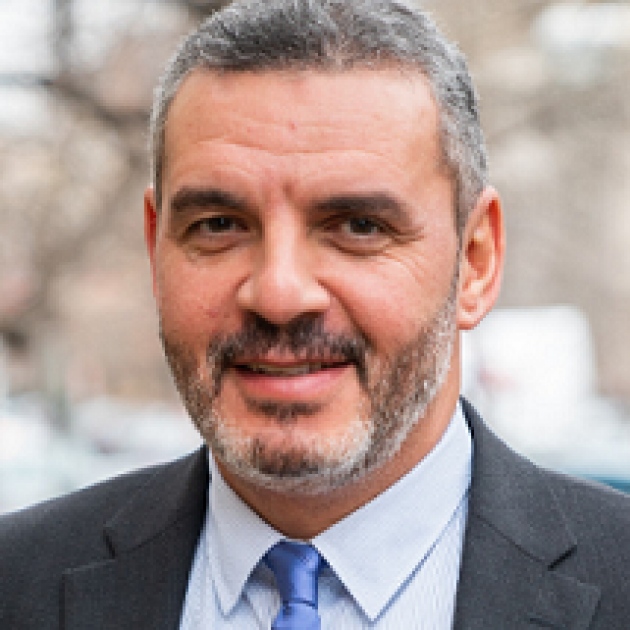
2, 400, 630, 629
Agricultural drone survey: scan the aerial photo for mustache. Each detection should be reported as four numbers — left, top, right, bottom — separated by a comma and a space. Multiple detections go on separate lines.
208, 314, 369, 385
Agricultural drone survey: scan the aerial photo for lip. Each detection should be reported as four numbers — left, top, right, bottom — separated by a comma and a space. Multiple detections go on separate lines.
230, 362, 352, 400
233, 355, 347, 366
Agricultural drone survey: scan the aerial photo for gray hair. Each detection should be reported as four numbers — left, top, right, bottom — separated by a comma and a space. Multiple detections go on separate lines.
149, 0, 488, 234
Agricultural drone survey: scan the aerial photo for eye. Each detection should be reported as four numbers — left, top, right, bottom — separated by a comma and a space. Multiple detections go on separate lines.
182, 214, 250, 253
342, 217, 382, 236
196, 215, 243, 233
320, 214, 393, 255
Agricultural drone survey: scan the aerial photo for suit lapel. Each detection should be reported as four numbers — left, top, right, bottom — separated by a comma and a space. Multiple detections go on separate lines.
62, 448, 209, 630
453, 401, 600, 630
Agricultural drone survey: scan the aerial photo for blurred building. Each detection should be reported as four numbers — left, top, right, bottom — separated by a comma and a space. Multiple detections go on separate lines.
1, 0, 629, 406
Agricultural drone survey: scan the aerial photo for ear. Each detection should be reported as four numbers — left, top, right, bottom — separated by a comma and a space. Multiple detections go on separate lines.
457, 186, 505, 330
144, 186, 159, 298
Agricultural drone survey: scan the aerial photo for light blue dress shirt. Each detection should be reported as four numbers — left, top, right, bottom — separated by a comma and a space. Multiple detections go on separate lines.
180, 404, 473, 629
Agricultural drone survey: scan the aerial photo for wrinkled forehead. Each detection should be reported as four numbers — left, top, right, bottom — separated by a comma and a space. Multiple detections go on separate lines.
162, 67, 443, 174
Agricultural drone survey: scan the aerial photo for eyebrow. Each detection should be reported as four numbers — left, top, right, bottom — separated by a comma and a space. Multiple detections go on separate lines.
168, 187, 410, 222
311, 192, 409, 221
169, 186, 248, 215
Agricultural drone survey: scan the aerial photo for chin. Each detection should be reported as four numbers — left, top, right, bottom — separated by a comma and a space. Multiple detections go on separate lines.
204, 407, 375, 495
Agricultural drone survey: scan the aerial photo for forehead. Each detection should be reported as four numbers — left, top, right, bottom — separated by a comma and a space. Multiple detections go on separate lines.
165, 67, 440, 159
160, 68, 452, 216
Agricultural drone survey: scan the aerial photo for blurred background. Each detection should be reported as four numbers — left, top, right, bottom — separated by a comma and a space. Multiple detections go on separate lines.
1, 0, 630, 513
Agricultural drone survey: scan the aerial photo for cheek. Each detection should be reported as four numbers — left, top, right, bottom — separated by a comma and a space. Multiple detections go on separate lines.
330, 272, 423, 353
327, 251, 456, 352
156, 256, 233, 340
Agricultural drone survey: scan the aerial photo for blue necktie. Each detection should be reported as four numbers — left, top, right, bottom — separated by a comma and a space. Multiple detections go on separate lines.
265, 541, 323, 630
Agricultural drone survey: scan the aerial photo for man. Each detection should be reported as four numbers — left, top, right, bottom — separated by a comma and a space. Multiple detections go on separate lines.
2, 0, 630, 628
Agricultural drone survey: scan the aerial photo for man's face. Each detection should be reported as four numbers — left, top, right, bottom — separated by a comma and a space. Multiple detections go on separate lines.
146, 69, 462, 493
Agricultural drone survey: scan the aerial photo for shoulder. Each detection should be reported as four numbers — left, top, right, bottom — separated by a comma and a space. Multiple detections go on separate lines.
463, 397, 630, 521
514, 463, 630, 623
0, 449, 207, 627
472, 411, 630, 528
0, 449, 206, 555
464, 396, 630, 562
458, 400, 630, 627
466, 400, 630, 598
1, 460, 163, 553
535, 462, 630, 540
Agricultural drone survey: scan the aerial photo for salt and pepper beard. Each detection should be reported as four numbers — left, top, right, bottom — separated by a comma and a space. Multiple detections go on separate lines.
161, 274, 458, 495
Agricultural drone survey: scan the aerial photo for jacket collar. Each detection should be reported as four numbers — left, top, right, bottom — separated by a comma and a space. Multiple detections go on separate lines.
62, 447, 209, 630
454, 399, 600, 630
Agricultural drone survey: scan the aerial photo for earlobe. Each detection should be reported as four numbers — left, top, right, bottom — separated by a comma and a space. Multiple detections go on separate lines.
144, 187, 159, 297
457, 186, 505, 330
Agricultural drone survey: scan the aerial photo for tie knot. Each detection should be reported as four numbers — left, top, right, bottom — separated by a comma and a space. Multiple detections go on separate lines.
265, 541, 322, 607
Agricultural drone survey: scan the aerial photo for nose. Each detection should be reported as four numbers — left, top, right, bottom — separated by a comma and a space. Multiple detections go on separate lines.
236, 219, 330, 326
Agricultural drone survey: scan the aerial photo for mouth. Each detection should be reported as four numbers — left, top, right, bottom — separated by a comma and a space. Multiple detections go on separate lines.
235, 361, 349, 377
229, 359, 353, 401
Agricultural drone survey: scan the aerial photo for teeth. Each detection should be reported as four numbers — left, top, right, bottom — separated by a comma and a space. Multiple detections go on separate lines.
247, 363, 326, 376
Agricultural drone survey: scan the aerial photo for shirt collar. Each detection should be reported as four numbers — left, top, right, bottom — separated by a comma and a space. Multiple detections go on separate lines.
313, 403, 472, 620
206, 402, 472, 619
206, 458, 283, 615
